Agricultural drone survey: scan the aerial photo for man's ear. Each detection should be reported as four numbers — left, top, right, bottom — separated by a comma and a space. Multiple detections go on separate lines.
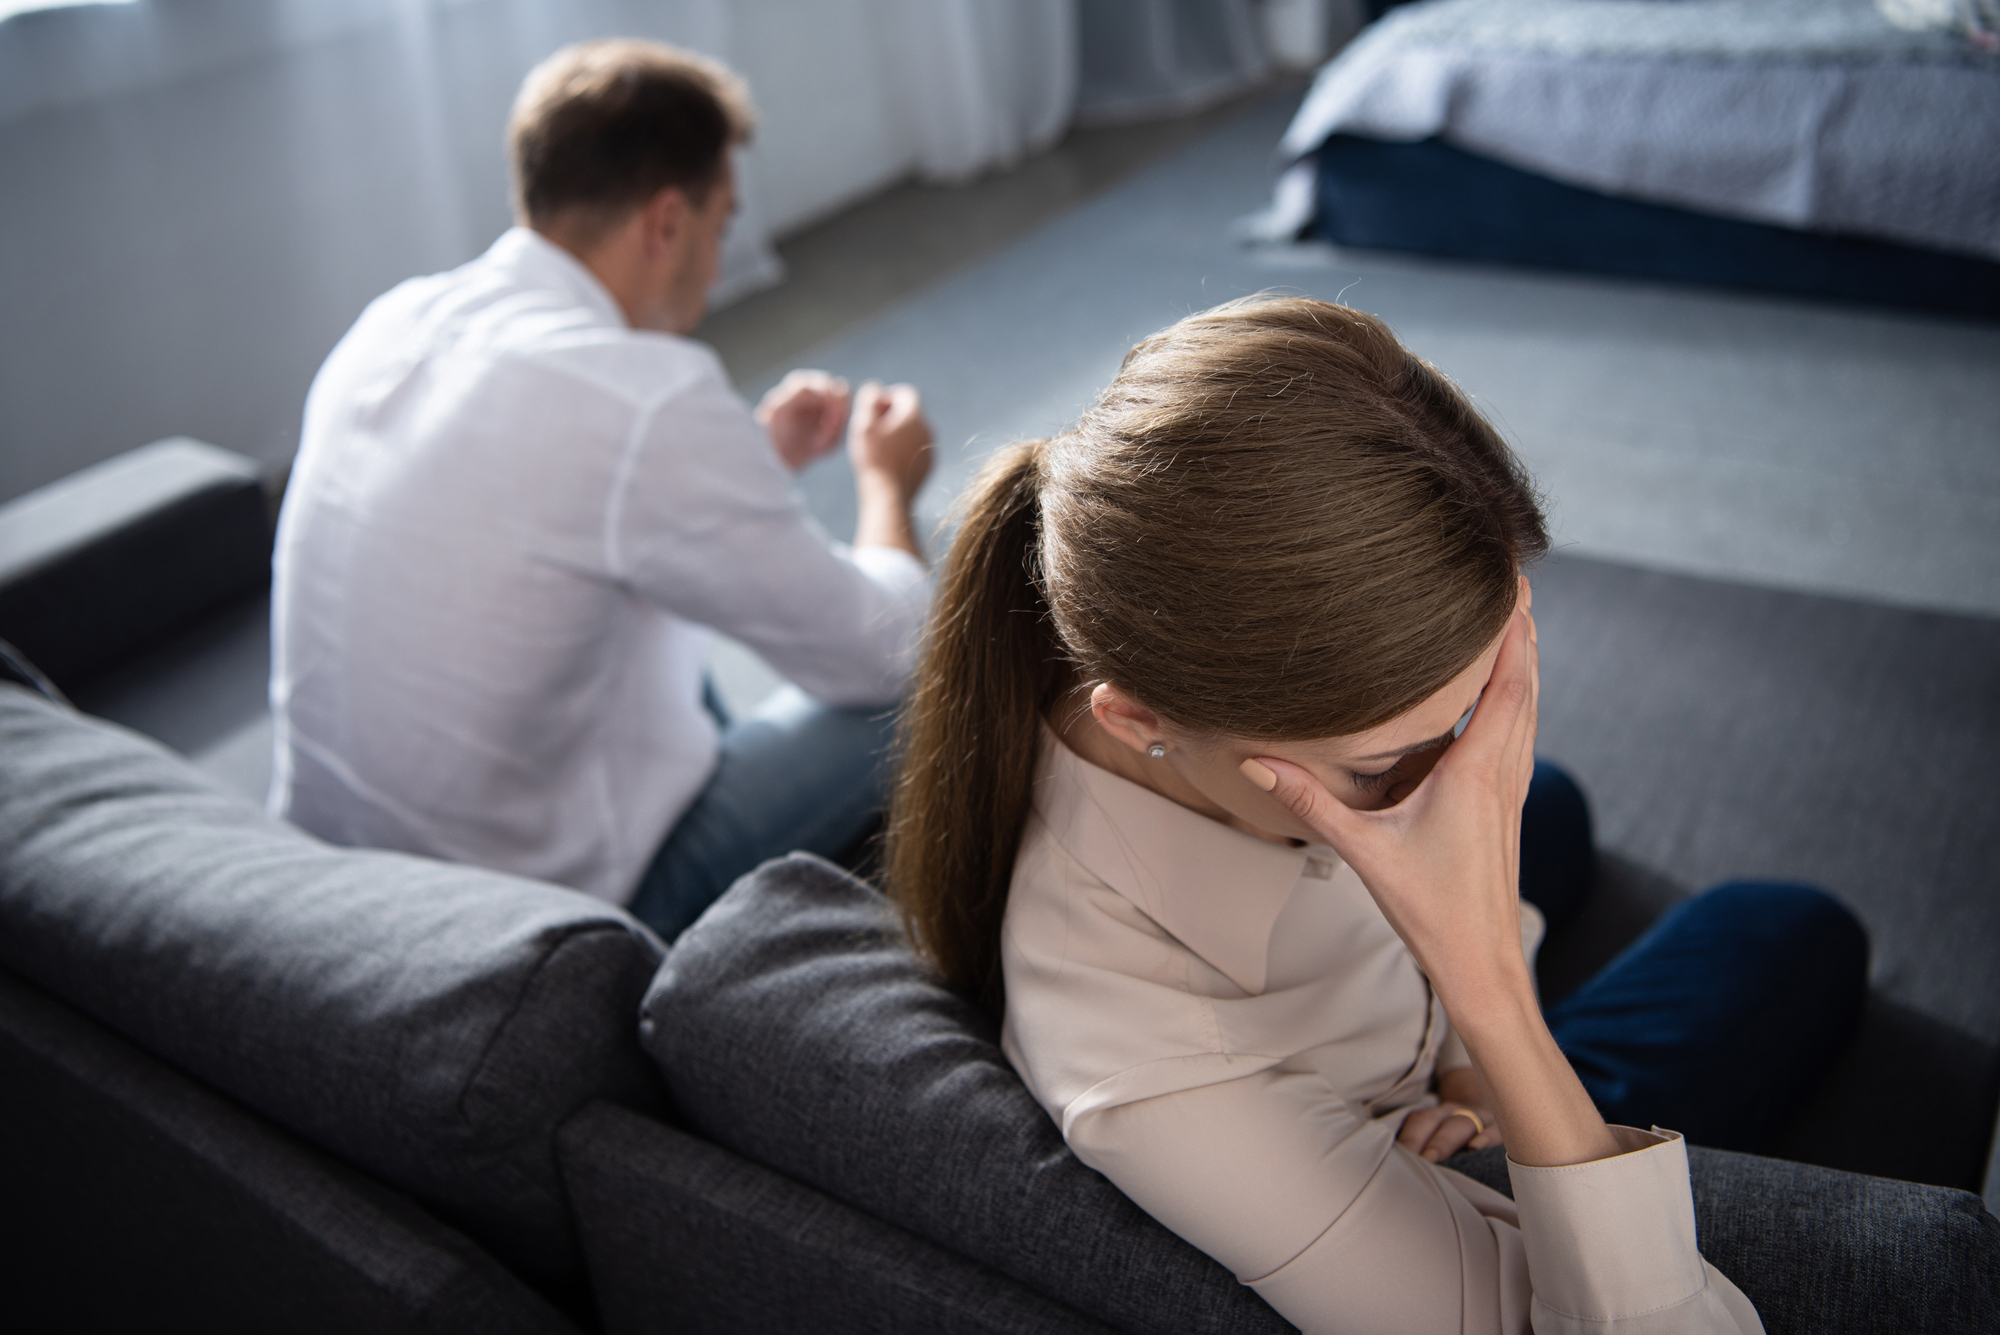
1089, 682, 1163, 757
639, 185, 691, 258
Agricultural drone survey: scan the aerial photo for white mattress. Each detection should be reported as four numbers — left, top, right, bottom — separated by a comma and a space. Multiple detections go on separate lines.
1272, 0, 2000, 261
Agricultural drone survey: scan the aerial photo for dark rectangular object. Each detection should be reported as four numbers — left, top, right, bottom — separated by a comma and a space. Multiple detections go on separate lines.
0, 438, 272, 690
1309, 135, 2000, 319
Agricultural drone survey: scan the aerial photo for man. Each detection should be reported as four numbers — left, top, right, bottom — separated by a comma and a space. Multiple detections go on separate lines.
270, 39, 934, 939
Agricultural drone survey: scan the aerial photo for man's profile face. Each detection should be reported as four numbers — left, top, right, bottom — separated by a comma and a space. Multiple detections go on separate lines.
665, 159, 736, 333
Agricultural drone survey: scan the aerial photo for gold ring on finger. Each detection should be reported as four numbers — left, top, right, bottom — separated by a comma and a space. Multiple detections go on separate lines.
1445, 1108, 1485, 1138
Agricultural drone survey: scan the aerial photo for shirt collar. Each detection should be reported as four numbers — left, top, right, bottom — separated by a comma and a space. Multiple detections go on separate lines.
1032, 728, 1316, 996
482, 227, 629, 330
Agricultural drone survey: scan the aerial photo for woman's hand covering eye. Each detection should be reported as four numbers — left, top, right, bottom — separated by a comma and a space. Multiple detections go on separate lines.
1240, 602, 1541, 1007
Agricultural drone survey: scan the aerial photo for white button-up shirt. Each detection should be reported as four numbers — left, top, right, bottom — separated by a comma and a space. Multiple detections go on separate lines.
1002, 732, 1763, 1334
269, 229, 929, 904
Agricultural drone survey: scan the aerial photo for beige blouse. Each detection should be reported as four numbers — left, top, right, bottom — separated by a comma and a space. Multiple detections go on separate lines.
1000, 732, 1763, 1335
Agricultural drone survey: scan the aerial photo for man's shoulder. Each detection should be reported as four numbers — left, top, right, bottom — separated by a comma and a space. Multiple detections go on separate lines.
520, 327, 732, 412
349, 260, 734, 413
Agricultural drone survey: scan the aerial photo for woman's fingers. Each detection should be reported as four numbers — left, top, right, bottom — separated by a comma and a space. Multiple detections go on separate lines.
1241, 756, 1364, 852
1508, 609, 1540, 801
1448, 606, 1537, 780
1517, 579, 1538, 758
1398, 1104, 1483, 1162
1424, 1115, 1478, 1162
1396, 1105, 1448, 1153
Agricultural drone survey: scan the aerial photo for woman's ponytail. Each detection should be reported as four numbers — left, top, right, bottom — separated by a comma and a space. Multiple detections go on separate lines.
884, 439, 1065, 1011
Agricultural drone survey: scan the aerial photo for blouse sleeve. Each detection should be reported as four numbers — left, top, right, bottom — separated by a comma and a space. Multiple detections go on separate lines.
1067, 1070, 1763, 1335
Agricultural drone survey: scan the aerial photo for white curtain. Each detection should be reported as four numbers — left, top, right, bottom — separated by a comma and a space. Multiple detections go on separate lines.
881, 0, 1078, 182
1075, 0, 1270, 125
0, 0, 1079, 504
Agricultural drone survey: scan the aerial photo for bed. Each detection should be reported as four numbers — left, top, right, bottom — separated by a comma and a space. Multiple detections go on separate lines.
1261, 0, 2000, 315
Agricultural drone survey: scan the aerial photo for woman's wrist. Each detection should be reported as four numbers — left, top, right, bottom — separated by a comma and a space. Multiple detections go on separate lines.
1450, 1001, 1622, 1167
1428, 953, 1540, 1035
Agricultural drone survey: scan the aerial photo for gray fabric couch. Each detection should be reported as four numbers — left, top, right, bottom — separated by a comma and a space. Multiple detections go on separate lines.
5, 684, 1998, 1334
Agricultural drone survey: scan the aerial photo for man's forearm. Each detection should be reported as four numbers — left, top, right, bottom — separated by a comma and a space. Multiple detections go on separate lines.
854, 470, 923, 562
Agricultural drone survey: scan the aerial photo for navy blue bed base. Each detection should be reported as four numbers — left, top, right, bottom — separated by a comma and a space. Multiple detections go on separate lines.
1308, 135, 2000, 319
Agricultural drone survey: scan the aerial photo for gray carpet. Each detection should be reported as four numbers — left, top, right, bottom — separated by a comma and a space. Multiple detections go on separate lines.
768, 90, 2000, 621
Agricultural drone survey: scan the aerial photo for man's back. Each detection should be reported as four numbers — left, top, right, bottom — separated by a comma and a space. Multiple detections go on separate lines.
271, 229, 925, 902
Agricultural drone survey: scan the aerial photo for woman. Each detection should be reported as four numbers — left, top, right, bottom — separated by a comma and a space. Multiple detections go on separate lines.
884, 297, 1869, 1333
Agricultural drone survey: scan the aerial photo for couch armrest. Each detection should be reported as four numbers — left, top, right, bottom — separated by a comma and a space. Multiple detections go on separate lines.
0, 438, 270, 688
557, 1102, 1116, 1335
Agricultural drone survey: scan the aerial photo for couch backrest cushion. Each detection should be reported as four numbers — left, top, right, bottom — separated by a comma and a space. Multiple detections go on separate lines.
0, 686, 665, 1288
641, 854, 1293, 1335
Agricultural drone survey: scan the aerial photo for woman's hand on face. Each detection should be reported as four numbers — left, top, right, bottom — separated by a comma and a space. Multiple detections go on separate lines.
1240, 603, 1541, 1004
1398, 1067, 1504, 1162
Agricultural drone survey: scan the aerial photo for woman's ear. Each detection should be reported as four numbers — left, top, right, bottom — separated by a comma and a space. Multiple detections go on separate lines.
1089, 682, 1164, 757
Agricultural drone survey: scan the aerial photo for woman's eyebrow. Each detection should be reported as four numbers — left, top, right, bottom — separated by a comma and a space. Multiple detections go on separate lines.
1349, 729, 1458, 766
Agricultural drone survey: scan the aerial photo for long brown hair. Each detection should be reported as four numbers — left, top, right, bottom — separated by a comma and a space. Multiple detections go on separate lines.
886, 296, 1548, 1010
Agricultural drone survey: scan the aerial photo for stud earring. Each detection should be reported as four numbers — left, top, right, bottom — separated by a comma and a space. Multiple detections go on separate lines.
1147, 743, 1167, 758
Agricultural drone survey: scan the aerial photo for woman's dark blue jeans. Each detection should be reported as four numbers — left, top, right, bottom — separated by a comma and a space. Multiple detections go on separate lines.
1519, 762, 1869, 1153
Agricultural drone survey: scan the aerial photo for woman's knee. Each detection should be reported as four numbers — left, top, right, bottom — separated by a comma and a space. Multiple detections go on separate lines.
1699, 881, 1866, 963
1687, 881, 1870, 1026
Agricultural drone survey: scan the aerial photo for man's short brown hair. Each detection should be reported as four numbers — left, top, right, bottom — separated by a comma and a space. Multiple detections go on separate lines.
508, 39, 755, 232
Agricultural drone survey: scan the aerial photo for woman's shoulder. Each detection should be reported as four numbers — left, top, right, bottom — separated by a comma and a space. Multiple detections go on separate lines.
1018, 732, 1317, 999
1005, 810, 1187, 969
1002, 813, 1242, 1118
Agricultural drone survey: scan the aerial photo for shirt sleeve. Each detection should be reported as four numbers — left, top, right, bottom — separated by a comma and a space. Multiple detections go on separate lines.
604, 368, 930, 707
1067, 1072, 1762, 1335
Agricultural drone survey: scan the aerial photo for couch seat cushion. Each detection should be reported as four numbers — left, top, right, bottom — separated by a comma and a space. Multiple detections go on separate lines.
0, 685, 665, 1287
641, 853, 1292, 1335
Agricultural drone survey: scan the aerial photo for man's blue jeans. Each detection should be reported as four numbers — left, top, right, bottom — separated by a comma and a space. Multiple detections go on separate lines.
1522, 762, 1869, 1153
627, 684, 897, 942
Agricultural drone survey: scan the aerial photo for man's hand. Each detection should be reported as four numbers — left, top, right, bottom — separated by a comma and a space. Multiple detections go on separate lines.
848, 380, 934, 496
1399, 1067, 1504, 1163
848, 380, 934, 562
756, 370, 851, 472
